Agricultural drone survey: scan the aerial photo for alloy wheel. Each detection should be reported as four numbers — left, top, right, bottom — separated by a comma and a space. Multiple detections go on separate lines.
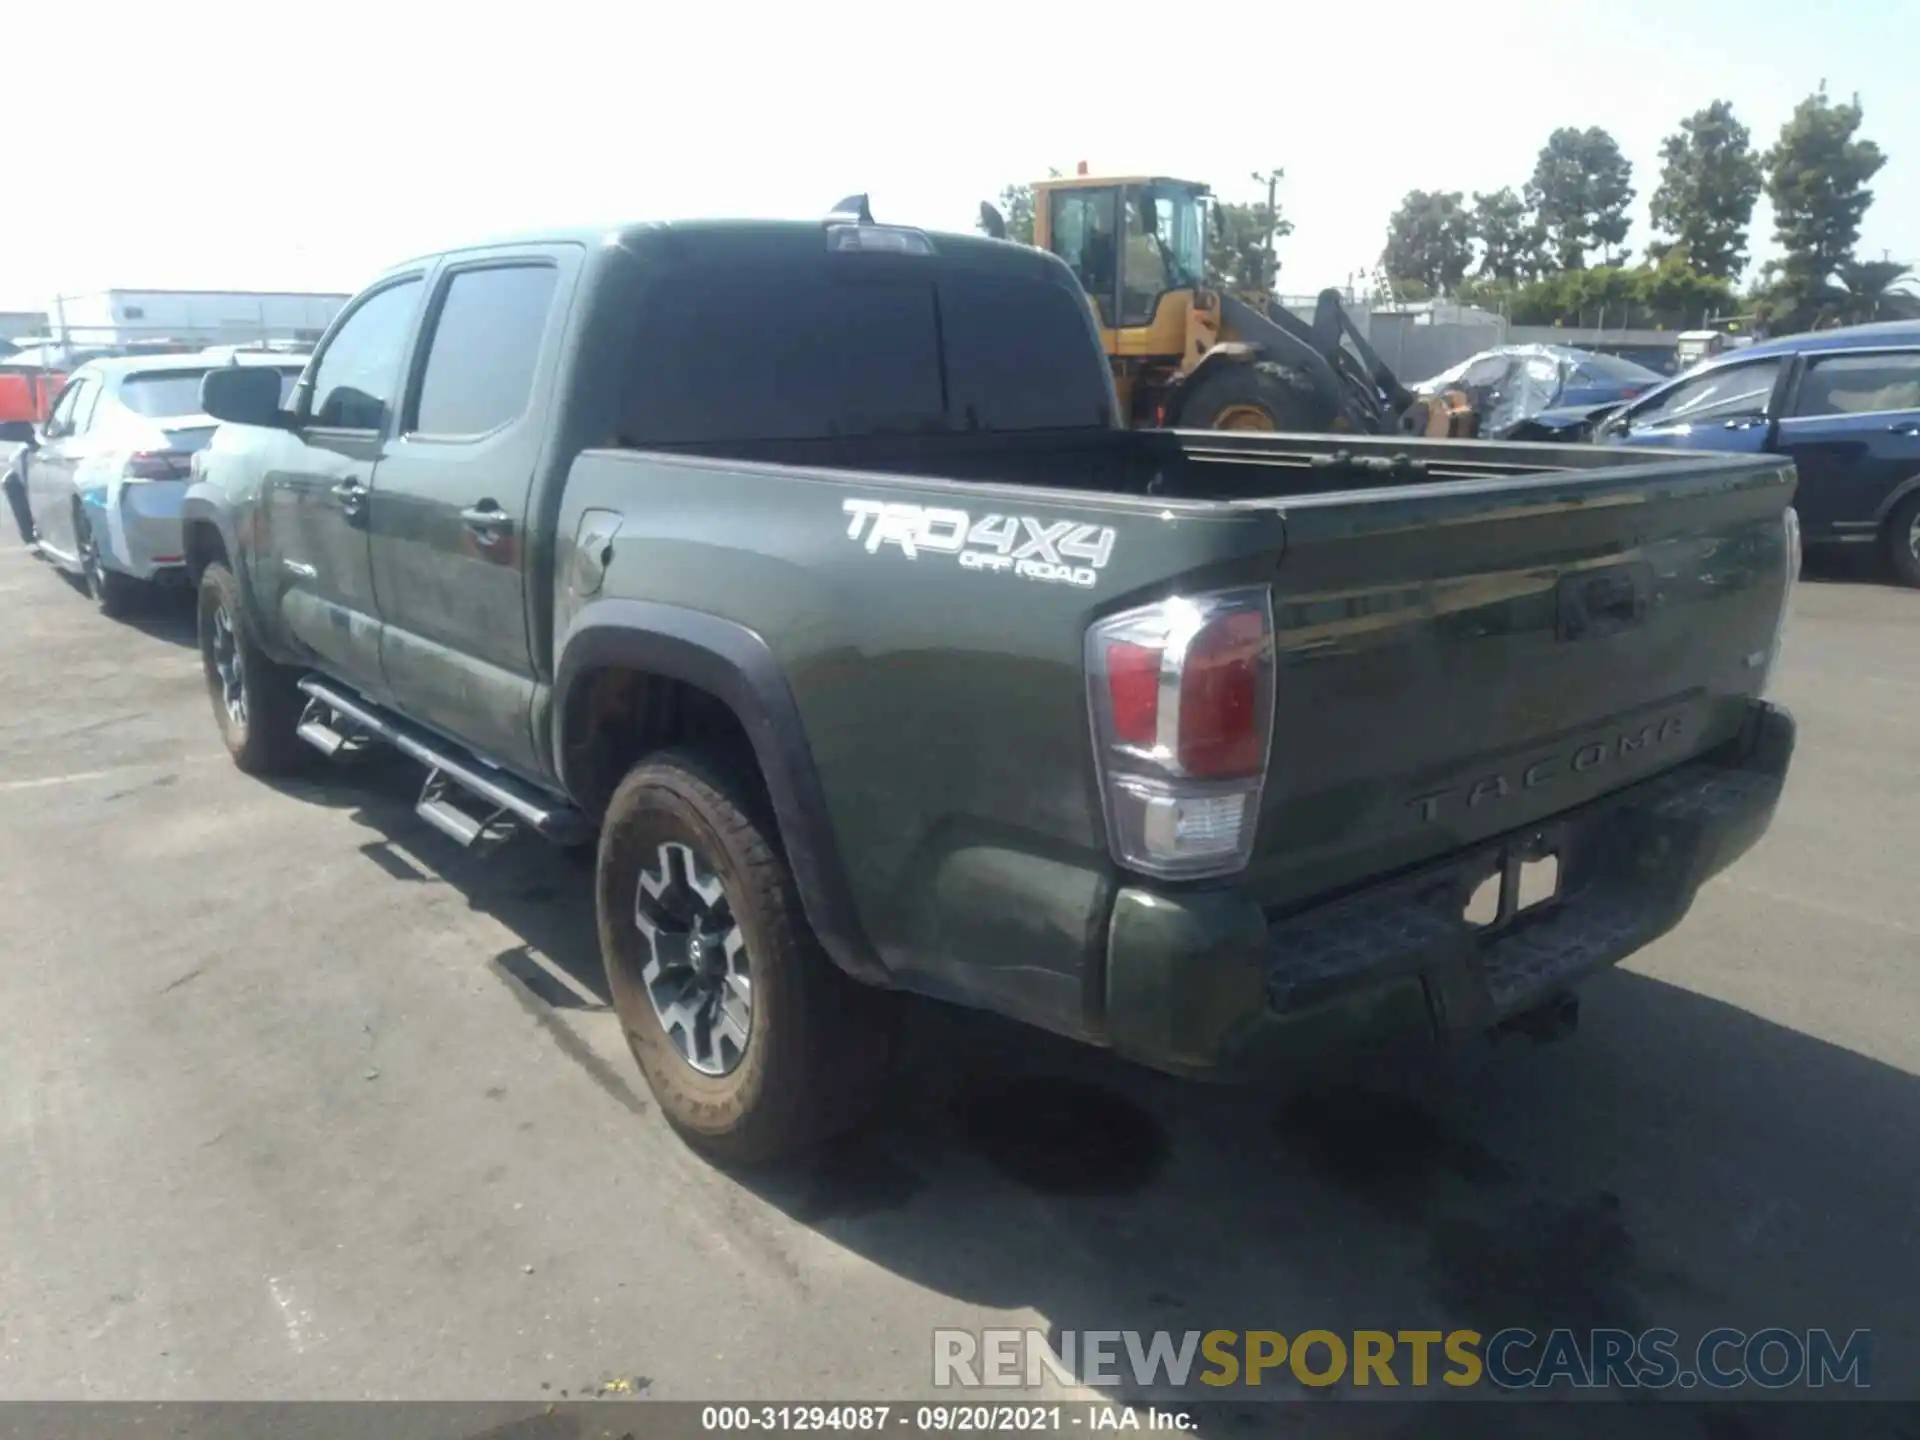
210, 603, 248, 729
632, 840, 752, 1076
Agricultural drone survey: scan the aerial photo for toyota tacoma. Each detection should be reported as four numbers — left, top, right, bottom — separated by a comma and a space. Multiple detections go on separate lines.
183, 208, 1800, 1162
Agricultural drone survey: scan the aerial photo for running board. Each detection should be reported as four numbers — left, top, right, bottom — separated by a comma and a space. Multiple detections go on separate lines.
296, 677, 593, 847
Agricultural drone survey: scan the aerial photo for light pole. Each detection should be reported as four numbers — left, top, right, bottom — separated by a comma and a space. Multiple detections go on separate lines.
1250, 168, 1284, 292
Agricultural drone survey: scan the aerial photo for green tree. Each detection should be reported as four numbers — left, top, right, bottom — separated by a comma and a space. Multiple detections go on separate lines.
1763, 89, 1887, 322
1824, 259, 1919, 324
1648, 100, 1762, 280
978, 183, 1037, 245
1634, 246, 1739, 327
1469, 187, 1548, 283
1207, 197, 1293, 293
1528, 126, 1636, 269
1379, 189, 1474, 293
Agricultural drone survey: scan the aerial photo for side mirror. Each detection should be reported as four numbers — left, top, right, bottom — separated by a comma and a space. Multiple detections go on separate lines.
200, 366, 291, 429
978, 202, 1007, 241
0, 419, 37, 447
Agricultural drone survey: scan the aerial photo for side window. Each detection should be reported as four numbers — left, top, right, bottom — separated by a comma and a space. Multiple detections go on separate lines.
1629, 359, 1784, 429
410, 265, 558, 437
306, 279, 422, 431
1118, 188, 1170, 326
1461, 355, 1514, 390
72, 378, 106, 434
1791, 352, 1920, 419
44, 379, 87, 436
1050, 188, 1118, 316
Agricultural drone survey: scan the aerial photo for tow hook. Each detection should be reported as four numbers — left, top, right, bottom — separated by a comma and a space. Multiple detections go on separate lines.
1496, 991, 1580, 1045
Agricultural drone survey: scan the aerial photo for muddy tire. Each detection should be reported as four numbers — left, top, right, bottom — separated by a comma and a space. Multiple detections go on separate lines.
197, 561, 307, 775
597, 747, 895, 1164
1179, 360, 1332, 433
1884, 492, 1920, 589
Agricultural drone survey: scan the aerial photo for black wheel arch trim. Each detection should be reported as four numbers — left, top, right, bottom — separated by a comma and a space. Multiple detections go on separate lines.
180, 487, 240, 579
1873, 471, 1920, 524
553, 598, 889, 987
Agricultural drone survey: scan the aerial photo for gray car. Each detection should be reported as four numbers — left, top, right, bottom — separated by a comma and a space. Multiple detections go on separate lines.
1, 352, 304, 614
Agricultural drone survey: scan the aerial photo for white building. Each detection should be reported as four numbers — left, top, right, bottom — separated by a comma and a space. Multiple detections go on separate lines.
47, 289, 350, 348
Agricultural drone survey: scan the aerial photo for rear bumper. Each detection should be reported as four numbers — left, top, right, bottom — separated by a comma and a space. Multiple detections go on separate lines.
86, 480, 187, 580
1103, 700, 1795, 1081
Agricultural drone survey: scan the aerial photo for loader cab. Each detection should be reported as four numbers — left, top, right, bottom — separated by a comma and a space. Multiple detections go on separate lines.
1035, 174, 1210, 354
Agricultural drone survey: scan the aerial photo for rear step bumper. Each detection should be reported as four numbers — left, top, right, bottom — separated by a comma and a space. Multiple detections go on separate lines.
1102, 700, 1796, 1081
296, 677, 592, 848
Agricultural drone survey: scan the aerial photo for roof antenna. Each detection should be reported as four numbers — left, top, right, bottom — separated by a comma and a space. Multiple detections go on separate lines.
827, 194, 874, 225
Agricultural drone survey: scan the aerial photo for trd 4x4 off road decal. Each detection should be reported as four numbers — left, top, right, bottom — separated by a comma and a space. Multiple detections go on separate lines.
841, 499, 1117, 589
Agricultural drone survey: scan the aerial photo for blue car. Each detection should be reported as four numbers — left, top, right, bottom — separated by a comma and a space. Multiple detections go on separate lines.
1596, 320, 1920, 586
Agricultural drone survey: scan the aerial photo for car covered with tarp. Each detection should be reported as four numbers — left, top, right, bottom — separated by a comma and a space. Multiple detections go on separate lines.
1413, 343, 1665, 440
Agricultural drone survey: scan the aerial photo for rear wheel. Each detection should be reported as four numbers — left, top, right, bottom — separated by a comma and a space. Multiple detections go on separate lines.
1884, 492, 1920, 589
197, 561, 306, 775
75, 507, 140, 618
1178, 360, 1333, 434
597, 748, 895, 1164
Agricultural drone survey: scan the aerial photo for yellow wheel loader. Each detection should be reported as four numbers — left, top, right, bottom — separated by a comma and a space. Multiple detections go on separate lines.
979, 171, 1474, 438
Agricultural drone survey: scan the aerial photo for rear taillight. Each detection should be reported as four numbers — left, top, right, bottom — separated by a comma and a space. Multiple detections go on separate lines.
1086, 587, 1275, 878
124, 450, 187, 481
1760, 506, 1801, 695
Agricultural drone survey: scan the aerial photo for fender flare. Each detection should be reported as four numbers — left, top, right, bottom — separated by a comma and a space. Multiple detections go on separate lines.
553, 598, 888, 986
180, 485, 240, 580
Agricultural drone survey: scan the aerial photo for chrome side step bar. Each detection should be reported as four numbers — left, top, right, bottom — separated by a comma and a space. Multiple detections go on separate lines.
296, 676, 592, 848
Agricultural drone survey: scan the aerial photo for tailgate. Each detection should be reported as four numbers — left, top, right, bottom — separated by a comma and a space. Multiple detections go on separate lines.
1243, 451, 1796, 910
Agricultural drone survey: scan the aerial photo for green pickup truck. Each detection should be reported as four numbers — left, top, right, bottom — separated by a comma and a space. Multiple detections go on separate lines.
184, 211, 1800, 1162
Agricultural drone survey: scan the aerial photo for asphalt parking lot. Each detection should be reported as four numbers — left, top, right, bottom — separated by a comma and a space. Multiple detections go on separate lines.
1, 541, 1916, 1418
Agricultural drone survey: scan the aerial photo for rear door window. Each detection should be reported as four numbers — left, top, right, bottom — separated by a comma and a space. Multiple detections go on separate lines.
410, 264, 559, 437
1791, 351, 1920, 418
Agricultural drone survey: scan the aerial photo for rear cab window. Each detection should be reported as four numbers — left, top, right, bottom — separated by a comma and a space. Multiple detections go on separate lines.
619, 248, 1112, 446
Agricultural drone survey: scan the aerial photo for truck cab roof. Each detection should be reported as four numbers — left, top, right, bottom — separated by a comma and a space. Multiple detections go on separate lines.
387, 218, 1059, 282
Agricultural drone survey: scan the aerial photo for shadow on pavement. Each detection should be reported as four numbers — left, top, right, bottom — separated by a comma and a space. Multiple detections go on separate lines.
271, 759, 1920, 1420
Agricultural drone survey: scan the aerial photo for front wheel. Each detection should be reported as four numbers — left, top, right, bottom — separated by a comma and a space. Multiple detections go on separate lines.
197, 562, 307, 775
1178, 360, 1333, 434
1884, 492, 1920, 589
597, 748, 895, 1164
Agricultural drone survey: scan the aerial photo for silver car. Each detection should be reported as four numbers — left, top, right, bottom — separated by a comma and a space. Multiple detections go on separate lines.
2, 352, 304, 614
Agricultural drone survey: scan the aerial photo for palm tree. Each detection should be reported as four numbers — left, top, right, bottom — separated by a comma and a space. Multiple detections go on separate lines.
1824, 260, 1920, 324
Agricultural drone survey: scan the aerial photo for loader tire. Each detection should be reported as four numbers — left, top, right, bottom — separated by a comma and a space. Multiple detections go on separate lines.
1180, 360, 1332, 434
598, 747, 897, 1165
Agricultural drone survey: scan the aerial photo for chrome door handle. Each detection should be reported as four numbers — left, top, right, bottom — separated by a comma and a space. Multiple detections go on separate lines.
460, 503, 514, 543
330, 479, 366, 513
1887, 420, 1920, 437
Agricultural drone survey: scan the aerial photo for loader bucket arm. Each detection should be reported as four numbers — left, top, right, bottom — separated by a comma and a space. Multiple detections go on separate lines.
1216, 291, 1350, 426
1309, 288, 1416, 414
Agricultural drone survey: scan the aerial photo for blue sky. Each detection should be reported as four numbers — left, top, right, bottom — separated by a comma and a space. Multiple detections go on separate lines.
3, 0, 1913, 312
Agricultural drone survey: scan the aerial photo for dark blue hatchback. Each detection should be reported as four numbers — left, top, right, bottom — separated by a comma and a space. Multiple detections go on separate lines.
1598, 320, 1920, 585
